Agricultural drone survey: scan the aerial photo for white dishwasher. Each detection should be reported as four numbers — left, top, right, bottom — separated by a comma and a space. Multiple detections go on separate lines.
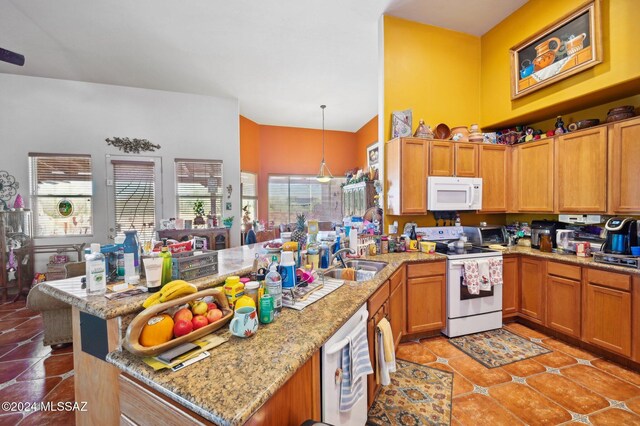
321, 304, 369, 426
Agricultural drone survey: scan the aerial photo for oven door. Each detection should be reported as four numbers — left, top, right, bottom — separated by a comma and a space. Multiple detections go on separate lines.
447, 259, 502, 319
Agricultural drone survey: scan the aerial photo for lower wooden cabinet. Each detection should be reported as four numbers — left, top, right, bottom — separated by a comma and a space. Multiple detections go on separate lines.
389, 267, 406, 348
546, 275, 581, 338
367, 301, 388, 408
406, 274, 445, 334
519, 257, 546, 323
502, 256, 519, 318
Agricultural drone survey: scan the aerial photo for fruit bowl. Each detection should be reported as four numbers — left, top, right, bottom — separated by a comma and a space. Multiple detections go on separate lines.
124, 287, 233, 357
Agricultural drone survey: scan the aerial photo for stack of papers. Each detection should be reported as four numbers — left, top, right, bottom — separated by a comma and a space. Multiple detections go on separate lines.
142, 334, 227, 371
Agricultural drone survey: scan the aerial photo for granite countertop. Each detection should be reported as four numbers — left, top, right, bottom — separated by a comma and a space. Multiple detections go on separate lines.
37, 243, 264, 319
107, 251, 444, 426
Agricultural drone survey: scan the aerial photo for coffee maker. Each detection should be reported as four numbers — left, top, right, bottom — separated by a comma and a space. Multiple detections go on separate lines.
603, 217, 638, 254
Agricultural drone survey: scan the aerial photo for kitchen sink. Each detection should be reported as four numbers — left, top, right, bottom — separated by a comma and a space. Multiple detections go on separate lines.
321, 260, 388, 282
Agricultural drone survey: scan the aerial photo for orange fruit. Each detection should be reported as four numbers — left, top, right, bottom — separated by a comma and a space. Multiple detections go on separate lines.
139, 314, 174, 347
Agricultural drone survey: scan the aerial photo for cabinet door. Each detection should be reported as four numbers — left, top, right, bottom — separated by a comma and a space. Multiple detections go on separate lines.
516, 140, 554, 212
546, 276, 581, 338
406, 275, 445, 333
609, 117, 640, 214
556, 127, 607, 212
429, 141, 454, 176
502, 256, 519, 318
584, 283, 631, 357
389, 279, 406, 349
367, 302, 388, 408
479, 145, 508, 212
401, 138, 428, 214
519, 257, 545, 323
454, 143, 478, 177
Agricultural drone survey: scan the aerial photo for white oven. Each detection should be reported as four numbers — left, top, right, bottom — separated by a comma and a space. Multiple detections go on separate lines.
427, 176, 482, 211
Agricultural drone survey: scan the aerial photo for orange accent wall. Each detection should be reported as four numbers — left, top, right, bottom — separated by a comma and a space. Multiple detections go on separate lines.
355, 116, 378, 170
240, 115, 260, 173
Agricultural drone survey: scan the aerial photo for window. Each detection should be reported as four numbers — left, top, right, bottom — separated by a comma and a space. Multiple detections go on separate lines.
241, 172, 258, 225
112, 160, 157, 242
29, 153, 93, 237
268, 175, 345, 224
175, 159, 223, 223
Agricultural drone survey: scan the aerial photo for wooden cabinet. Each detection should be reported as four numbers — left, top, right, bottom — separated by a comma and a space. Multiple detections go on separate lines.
556, 127, 607, 213
406, 262, 446, 334
546, 262, 582, 338
367, 298, 389, 408
514, 139, 554, 212
502, 255, 519, 318
519, 257, 546, 323
479, 145, 509, 213
386, 138, 428, 215
454, 143, 478, 177
389, 266, 406, 348
342, 181, 376, 217
583, 268, 632, 357
608, 117, 640, 214
429, 141, 454, 176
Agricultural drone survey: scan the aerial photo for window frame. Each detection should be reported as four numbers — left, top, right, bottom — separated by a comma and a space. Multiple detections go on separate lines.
241, 171, 258, 222
174, 158, 224, 223
28, 152, 94, 238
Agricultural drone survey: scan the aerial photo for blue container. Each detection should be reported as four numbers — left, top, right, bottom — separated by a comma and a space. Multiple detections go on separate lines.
123, 230, 140, 277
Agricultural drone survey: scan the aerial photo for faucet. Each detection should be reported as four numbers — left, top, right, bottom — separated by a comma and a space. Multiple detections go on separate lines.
330, 248, 355, 268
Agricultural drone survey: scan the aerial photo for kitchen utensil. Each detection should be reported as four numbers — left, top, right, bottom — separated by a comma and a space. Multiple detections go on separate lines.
229, 306, 259, 338
435, 123, 451, 140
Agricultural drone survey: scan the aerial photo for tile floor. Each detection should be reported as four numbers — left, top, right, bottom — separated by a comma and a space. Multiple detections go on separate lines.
0, 299, 75, 426
1, 297, 639, 425
397, 322, 640, 425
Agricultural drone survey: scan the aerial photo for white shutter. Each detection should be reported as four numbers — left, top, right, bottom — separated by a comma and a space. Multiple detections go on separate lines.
112, 160, 156, 242
175, 159, 223, 222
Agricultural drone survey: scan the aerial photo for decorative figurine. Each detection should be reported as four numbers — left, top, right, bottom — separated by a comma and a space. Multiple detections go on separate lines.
6, 248, 17, 281
413, 119, 434, 139
13, 194, 24, 209
524, 128, 534, 142
554, 116, 567, 135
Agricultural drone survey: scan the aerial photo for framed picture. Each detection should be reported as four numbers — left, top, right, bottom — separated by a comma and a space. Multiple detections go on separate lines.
510, 0, 601, 100
391, 109, 412, 138
367, 142, 379, 169
225, 202, 232, 211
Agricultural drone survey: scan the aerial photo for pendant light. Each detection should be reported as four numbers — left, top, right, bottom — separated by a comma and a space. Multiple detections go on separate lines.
316, 104, 333, 183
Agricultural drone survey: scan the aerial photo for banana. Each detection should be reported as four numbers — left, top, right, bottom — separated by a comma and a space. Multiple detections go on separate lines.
159, 283, 197, 303
160, 280, 189, 295
142, 292, 162, 308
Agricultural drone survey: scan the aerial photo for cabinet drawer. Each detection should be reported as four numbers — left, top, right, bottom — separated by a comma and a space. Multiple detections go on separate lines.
407, 261, 446, 278
587, 268, 631, 291
368, 281, 390, 318
547, 261, 581, 281
389, 266, 405, 292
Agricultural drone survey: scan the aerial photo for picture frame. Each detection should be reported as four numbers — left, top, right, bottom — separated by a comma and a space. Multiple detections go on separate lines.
367, 142, 379, 169
225, 202, 232, 211
510, 0, 601, 100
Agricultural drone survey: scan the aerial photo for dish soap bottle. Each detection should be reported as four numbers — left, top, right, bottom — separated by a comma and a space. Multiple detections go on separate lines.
159, 242, 173, 286
86, 243, 106, 295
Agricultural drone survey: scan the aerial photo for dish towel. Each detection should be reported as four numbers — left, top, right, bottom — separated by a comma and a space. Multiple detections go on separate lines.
489, 258, 503, 287
478, 259, 491, 291
463, 261, 480, 295
376, 317, 396, 386
339, 322, 373, 412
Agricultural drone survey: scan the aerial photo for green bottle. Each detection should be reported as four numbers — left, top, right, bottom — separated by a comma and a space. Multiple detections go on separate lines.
159, 245, 173, 285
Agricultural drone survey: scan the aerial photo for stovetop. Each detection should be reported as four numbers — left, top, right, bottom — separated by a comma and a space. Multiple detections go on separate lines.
416, 226, 501, 259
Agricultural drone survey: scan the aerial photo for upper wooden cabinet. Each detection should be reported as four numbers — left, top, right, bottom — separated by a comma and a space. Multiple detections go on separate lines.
386, 138, 428, 215
514, 139, 554, 212
608, 117, 640, 214
556, 127, 607, 213
428, 141, 478, 177
479, 145, 508, 212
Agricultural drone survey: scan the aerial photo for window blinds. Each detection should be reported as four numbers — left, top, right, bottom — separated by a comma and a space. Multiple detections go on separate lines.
175, 159, 223, 222
112, 160, 156, 242
241, 172, 258, 221
29, 153, 93, 237
268, 175, 345, 224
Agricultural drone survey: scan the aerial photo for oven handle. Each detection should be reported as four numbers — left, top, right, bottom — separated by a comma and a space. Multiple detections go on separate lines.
448, 258, 502, 267
324, 309, 369, 355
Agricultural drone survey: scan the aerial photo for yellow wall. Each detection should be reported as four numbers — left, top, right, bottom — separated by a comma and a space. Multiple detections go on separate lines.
481, 0, 640, 128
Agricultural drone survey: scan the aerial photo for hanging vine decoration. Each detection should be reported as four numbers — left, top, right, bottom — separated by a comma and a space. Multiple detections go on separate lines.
0, 170, 19, 210
105, 137, 161, 154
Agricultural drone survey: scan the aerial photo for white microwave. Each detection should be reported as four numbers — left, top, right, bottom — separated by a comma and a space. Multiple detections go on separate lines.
427, 176, 483, 211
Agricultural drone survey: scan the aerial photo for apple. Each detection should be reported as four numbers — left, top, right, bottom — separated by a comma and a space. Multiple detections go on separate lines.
207, 302, 219, 312
173, 308, 193, 323
173, 319, 193, 338
192, 301, 208, 316
192, 315, 209, 330
206, 309, 223, 323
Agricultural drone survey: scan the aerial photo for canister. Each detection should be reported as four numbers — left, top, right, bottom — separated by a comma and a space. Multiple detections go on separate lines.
259, 294, 274, 324
244, 281, 260, 306
224, 276, 245, 306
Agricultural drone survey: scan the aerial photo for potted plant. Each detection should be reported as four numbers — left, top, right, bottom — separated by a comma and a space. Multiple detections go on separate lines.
193, 199, 206, 225
223, 216, 234, 229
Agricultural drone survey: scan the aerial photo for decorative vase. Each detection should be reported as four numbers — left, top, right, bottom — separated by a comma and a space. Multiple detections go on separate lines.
193, 215, 205, 226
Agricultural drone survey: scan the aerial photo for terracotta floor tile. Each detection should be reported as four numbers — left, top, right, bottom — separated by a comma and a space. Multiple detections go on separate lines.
0, 326, 42, 345
562, 364, 640, 401
0, 300, 27, 311
527, 372, 609, 414
501, 358, 547, 377
0, 317, 31, 330
628, 398, 640, 416
420, 336, 466, 359
0, 308, 38, 320
0, 413, 23, 426
452, 393, 524, 426
0, 340, 51, 361
0, 343, 18, 358
591, 358, 640, 387
19, 409, 75, 426
533, 350, 577, 368
540, 338, 598, 360
489, 382, 571, 425
427, 361, 474, 397
447, 357, 512, 388
44, 376, 75, 403
16, 353, 74, 381
450, 416, 463, 426
0, 359, 39, 382
51, 344, 73, 355
396, 341, 437, 365
503, 322, 550, 340
0, 377, 61, 403
16, 316, 43, 330
589, 408, 640, 425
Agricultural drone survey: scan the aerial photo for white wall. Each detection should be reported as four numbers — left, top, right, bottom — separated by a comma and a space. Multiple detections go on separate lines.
0, 73, 241, 269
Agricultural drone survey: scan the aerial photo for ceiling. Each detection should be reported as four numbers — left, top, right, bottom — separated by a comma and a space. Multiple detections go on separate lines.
0, 0, 526, 132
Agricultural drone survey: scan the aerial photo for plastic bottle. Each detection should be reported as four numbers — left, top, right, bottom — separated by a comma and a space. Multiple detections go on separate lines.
319, 241, 330, 269
116, 245, 125, 278
455, 213, 461, 227
86, 243, 107, 295
123, 230, 140, 284
159, 244, 173, 285
264, 265, 282, 316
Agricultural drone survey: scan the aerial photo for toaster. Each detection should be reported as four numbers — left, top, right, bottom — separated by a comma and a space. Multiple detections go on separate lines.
462, 225, 508, 247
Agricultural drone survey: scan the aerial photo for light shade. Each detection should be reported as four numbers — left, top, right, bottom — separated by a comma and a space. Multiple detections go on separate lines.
316, 104, 333, 183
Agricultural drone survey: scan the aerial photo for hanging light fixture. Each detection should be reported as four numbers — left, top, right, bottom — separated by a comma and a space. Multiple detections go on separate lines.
316, 104, 333, 183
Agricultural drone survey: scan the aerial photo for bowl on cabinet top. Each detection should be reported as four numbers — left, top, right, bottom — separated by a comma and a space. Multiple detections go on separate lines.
435, 123, 451, 140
